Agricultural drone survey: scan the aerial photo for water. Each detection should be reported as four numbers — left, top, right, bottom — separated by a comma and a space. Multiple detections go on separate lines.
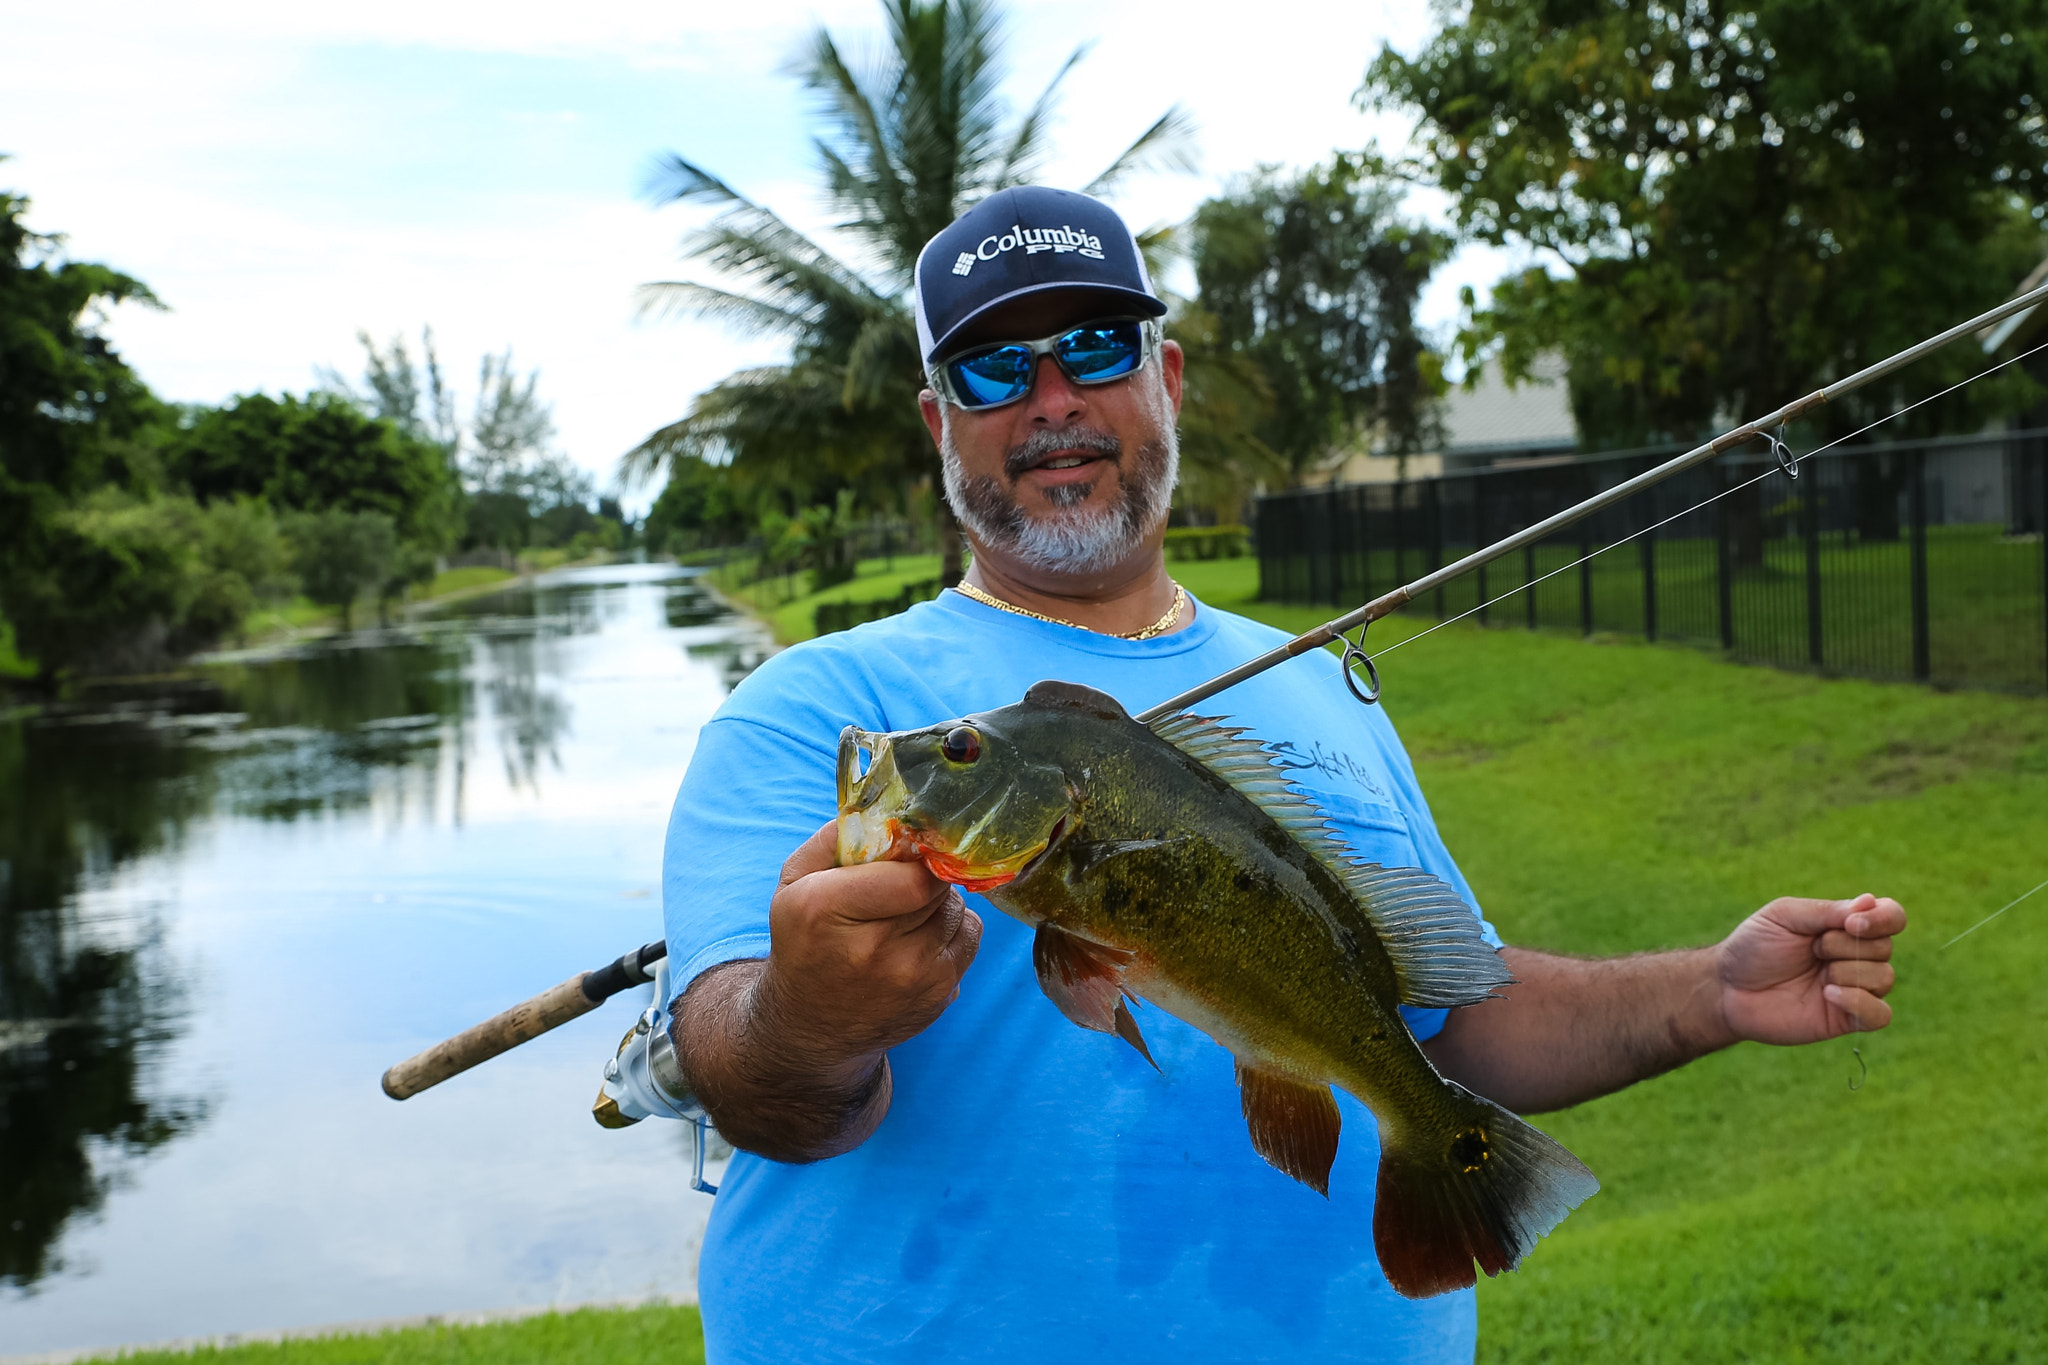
0, 563, 772, 1357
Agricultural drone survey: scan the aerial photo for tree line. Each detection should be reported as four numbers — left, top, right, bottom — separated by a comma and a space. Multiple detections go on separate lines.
0, 182, 627, 684
633, 0, 2048, 578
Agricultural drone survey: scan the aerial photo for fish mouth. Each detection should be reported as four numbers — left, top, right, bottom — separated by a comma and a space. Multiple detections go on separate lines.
837, 726, 915, 866
835, 725, 1063, 892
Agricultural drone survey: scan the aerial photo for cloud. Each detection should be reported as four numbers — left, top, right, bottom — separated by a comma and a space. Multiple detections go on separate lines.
3, 1, 1483, 504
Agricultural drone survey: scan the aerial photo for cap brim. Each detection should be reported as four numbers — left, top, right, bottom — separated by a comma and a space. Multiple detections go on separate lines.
925, 282, 1168, 365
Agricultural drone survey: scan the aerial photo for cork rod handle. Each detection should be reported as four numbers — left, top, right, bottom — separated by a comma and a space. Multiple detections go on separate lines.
381, 973, 600, 1099
380, 940, 668, 1100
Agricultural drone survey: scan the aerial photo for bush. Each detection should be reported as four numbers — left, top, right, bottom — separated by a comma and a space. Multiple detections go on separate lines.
815, 578, 943, 635
285, 508, 396, 629
1164, 525, 1250, 561
0, 492, 290, 676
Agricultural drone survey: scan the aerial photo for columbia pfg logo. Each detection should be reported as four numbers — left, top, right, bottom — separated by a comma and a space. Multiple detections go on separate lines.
951, 223, 1105, 276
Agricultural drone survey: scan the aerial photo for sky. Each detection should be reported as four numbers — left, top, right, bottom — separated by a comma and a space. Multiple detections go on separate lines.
1, 0, 1510, 506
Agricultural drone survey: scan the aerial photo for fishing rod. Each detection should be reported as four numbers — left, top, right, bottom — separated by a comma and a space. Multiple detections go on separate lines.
380, 940, 667, 1099
1132, 276, 2048, 724
379, 276, 2048, 1122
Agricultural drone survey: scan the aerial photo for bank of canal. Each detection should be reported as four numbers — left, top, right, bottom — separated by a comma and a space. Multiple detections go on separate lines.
0, 563, 772, 1358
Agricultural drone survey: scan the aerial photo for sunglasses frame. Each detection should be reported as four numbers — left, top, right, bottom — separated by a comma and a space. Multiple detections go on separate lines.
930, 318, 1161, 411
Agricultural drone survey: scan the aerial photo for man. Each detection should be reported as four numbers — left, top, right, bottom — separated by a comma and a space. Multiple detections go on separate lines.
662, 186, 1904, 1363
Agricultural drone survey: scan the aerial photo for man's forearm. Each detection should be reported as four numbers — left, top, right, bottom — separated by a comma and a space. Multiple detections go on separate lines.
1422, 945, 1738, 1113
673, 958, 893, 1163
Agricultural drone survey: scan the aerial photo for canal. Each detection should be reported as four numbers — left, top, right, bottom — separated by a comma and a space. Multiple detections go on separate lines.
0, 563, 770, 1356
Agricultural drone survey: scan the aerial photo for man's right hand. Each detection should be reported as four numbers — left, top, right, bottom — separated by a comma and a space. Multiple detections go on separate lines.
671, 820, 983, 1163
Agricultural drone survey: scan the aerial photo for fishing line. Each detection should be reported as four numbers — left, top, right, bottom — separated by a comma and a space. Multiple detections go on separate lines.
1941, 874, 2048, 950
1354, 337, 2048, 671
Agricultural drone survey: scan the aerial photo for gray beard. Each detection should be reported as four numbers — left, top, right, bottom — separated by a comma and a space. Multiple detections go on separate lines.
939, 408, 1180, 576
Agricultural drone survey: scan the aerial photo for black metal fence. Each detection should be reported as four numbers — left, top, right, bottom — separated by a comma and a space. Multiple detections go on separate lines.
1256, 429, 2048, 694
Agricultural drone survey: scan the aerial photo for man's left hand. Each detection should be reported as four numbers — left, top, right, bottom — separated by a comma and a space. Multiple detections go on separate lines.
1715, 893, 1906, 1046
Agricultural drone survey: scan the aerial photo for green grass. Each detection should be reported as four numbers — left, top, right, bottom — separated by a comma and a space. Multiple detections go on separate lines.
719, 553, 945, 642
96, 1306, 705, 1365
112, 555, 2046, 1360
1266, 522, 2048, 691
424, 566, 516, 598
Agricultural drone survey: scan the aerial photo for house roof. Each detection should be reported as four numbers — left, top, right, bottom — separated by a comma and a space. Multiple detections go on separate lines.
1440, 354, 1578, 455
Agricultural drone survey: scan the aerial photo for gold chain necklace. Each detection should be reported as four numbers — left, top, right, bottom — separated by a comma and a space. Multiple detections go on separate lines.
953, 579, 1189, 641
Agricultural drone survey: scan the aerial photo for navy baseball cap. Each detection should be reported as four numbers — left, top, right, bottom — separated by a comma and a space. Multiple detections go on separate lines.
913, 186, 1166, 367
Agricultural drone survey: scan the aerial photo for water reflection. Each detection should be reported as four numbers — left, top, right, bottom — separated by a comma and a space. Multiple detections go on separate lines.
0, 564, 768, 1353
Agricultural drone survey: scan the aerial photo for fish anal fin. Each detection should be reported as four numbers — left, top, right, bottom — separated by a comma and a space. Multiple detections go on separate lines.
1031, 925, 1154, 1067
1235, 1062, 1341, 1197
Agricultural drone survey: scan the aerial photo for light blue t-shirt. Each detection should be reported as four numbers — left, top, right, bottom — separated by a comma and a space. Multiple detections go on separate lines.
663, 590, 1499, 1364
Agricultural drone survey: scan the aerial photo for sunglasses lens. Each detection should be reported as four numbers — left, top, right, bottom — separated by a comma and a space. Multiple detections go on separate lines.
948, 346, 1035, 409
1056, 322, 1144, 382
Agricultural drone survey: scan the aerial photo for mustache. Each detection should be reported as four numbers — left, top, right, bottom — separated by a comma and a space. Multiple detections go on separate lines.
1003, 426, 1122, 479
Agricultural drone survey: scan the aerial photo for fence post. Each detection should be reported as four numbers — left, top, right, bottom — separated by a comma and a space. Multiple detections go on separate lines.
1803, 467, 1824, 668
1429, 478, 1445, 619
1909, 449, 1931, 682
1392, 479, 1406, 593
2038, 438, 2047, 689
1475, 475, 1490, 626
1579, 487, 1594, 636
1525, 542, 1538, 630
1716, 459, 1735, 651
1641, 517, 1658, 641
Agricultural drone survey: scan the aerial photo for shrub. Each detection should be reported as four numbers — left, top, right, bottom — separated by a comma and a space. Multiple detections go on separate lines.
1164, 525, 1250, 561
285, 509, 396, 629
0, 492, 289, 676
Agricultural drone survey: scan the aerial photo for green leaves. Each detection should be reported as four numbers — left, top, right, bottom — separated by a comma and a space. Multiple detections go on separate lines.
1365, 0, 2048, 448
627, 0, 1194, 540
1190, 154, 1451, 479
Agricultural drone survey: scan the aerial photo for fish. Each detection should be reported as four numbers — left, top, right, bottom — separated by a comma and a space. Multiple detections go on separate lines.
836, 679, 1598, 1299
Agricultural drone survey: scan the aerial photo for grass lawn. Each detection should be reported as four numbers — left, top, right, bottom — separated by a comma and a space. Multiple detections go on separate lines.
100, 1305, 705, 1365
101, 555, 2046, 1361
717, 553, 945, 643
424, 565, 517, 598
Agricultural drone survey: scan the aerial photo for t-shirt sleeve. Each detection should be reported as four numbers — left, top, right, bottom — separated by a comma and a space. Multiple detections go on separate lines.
662, 711, 841, 1006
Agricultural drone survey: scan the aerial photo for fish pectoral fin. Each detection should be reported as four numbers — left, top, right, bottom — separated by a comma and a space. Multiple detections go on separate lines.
1235, 1062, 1341, 1198
1063, 835, 1187, 881
1030, 924, 1158, 1070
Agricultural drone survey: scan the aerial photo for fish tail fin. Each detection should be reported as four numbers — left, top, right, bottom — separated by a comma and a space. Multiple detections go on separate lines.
1372, 1083, 1599, 1299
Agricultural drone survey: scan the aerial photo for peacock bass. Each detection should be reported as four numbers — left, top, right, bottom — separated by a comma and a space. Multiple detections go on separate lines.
835, 679, 1598, 1299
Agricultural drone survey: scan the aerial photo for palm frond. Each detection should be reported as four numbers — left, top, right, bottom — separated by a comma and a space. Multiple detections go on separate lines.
641, 153, 749, 209
1082, 105, 1200, 198
994, 43, 1088, 188
801, 26, 911, 253
633, 281, 817, 338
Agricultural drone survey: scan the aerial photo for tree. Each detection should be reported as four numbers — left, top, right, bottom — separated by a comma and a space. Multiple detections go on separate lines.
468, 349, 556, 496
286, 508, 397, 629
0, 173, 162, 593
1190, 154, 1450, 481
162, 393, 458, 548
623, 0, 1195, 583
315, 327, 458, 456
1363, 0, 2048, 451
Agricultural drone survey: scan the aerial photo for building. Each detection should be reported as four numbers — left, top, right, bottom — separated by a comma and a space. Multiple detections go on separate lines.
1303, 353, 1578, 486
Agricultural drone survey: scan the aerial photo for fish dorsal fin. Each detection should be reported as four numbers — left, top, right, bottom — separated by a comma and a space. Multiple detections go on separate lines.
1025, 679, 1130, 721
1147, 710, 1512, 1009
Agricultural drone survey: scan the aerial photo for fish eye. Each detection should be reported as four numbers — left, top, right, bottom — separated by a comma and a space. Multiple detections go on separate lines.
941, 726, 981, 764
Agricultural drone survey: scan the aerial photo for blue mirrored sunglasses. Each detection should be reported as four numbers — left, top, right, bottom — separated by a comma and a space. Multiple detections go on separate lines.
933, 319, 1158, 411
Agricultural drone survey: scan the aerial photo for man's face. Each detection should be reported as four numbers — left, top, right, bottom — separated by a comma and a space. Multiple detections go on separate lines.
918, 293, 1185, 580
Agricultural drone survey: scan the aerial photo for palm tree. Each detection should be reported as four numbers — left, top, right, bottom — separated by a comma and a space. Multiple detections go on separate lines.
622, 0, 1194, 583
